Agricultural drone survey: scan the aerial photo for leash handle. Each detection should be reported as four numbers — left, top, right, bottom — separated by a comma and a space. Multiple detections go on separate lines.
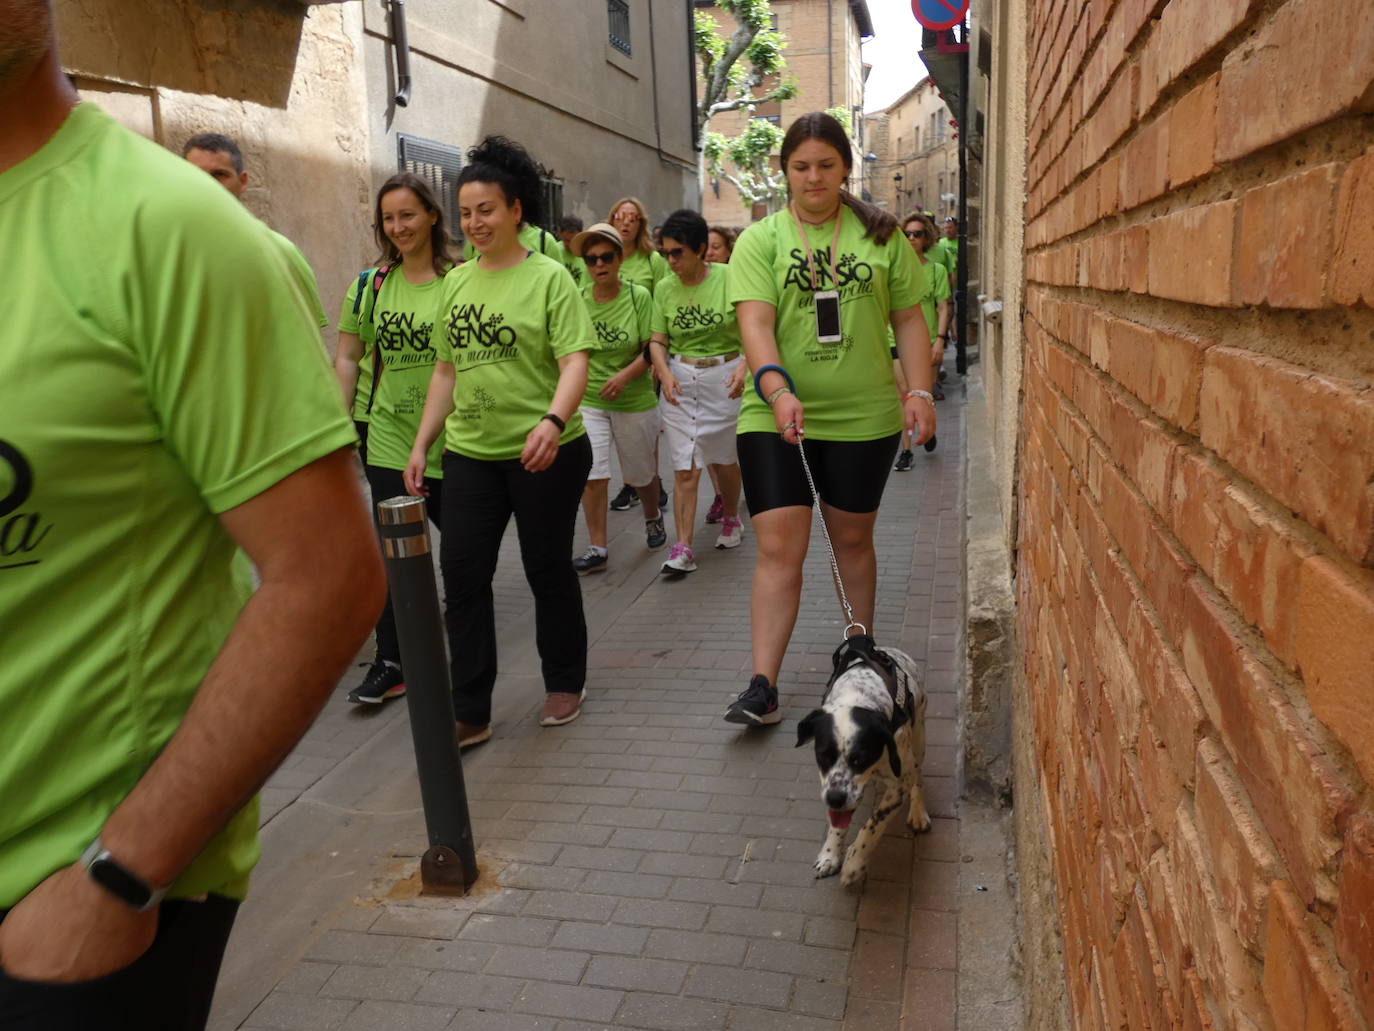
795, 437, 862, 635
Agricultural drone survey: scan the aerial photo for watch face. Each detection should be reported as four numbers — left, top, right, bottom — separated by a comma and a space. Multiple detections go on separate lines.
90, 856, 154, 909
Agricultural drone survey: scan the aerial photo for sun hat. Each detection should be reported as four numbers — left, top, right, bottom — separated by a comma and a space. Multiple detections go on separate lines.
569, 222, 624, 257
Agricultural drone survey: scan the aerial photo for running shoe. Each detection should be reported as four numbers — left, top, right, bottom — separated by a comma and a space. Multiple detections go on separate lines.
540, 691, 584, 726
610, 485, 639, 511
724, 674, 781, 726
661, 542, 697, 576
932, 385, 946, 401
924, 434, 938, 453
347, 661, 406, 704
894, 450, 914, 472
456, 722, 491, 749
645, 516, 667, 550
573, 548, 608, 575
715, 515, 743, 549
705, 494, 724, 524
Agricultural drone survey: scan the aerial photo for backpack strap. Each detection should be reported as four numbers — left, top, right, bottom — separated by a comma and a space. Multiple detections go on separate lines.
361, 264, 393, 417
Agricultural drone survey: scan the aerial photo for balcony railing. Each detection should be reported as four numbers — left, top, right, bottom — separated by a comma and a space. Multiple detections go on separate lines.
608, 0, 631, 55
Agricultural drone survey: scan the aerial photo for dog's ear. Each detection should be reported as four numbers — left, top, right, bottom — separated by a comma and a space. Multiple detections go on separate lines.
796, 709, 824, 748
885, 733, 902, 777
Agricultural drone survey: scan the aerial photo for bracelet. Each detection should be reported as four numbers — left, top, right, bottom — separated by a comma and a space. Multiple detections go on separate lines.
541, 412, 566, 430
904, 389, 935, 404
752, 363, 795, 403
765, 386, 793, 406
936, 334, 948, 340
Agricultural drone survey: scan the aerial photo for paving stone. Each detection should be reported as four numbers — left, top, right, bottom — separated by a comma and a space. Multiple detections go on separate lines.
319, 963, 430, 1002
607, 828, 695, 852
337, 1000, 455, 1031
746, 939, 850, 981
395, 939, 497, 973
682, 963, 792, 1009
667, 875, 764, 908
657, 811, 744, 834
643, 928, 748, 966
804, 916, 859, 950
458, 913, 558, 946
527, 822, 616, 846
611, 898, 709, 931
549, 921, 650, 956
445, 1012, 557, 1031
520, 888, 620, 922
244, 991, 357, 1030
907, 906, 958, 969
413, 970, 524, 1010
729, 1007, 842, 1031
512, 981, 624, 1023
305, 930, 402, 966
485, 944, 589, 984
613, 991, 730, 1031
582, 870, 673, 899
793, 977, 849, 1019
368, 905, 468, 940
584, 954, 689, 994
705, 904, 807, 940
556, 844, 644, 872
496, 863, 587, 892
274, 960, 336, 995
582, 805, 663, 829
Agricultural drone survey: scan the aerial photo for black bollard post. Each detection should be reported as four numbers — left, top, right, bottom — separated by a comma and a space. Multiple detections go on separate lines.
377, 495, 479, 896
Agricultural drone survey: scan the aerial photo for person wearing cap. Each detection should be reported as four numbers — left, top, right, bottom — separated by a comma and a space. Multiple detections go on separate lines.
566, 222, 667, 574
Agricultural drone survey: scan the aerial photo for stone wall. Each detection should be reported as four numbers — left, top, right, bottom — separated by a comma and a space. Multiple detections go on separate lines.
1016, 0, 1374, 1026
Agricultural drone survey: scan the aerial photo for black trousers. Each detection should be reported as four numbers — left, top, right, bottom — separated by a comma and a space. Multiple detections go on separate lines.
0, 894, 238, 1031
365, 463, 443, 667
440, 436, 592, 726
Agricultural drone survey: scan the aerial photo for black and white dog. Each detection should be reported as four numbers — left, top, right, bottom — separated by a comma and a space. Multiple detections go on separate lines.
796, 636, 930, 886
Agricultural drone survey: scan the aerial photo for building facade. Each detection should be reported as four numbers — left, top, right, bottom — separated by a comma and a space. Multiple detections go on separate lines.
697, 0, 873, 227
863, 77, 958, 219
58, 0, 698, 340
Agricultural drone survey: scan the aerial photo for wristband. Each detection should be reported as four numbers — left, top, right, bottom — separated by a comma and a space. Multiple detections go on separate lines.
937, 334, 948, 340
904, 389, 935, 404
765, 386, 793, 406
541, 412, 566, 431
752, 364, 795, 403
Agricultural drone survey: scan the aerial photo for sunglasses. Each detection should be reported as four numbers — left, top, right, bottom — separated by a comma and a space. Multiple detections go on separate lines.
905, 230, 927, 239
662, 246, 688, 260
583, 251, 618, 266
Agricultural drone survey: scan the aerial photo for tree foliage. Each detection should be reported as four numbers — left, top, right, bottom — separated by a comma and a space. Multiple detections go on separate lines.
696, 0, 797, 209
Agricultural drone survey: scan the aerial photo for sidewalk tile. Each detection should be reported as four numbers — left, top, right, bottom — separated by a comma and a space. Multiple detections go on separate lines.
614, 992, 729, 1031
511, 981, 623, 1022
413, 971, 522, 1009
484, 944, 589, 983
584, 955, 689, 993
337, 1000, 454, 1031
549, 922, 650, 956
457, 914, 557, 946
244, 992, 356, 1030
683, 964, 791, 1008
318, 964, 429, 1002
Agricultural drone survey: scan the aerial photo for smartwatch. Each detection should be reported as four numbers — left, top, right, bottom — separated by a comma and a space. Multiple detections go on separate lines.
80, 838, 167, 912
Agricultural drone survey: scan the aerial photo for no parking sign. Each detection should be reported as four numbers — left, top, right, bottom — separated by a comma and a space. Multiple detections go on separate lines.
911, 0, 969, 31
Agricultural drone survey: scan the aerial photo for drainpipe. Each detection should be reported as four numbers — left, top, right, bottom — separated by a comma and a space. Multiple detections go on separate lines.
391, 0, 413, 108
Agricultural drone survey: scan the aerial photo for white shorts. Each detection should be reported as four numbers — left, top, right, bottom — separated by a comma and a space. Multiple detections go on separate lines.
660, 354, 742, 472
580, 404, 661, 484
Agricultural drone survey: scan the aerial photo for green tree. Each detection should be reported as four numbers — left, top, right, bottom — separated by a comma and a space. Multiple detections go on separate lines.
696, 0, 797, 210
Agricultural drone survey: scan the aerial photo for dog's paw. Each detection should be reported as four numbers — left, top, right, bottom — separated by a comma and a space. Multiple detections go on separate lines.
840, 858, 867, 887
814, 847, 843, 878
908, 807, 932, 834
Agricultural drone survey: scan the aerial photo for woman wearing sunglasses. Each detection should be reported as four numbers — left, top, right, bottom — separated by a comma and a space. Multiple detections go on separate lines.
565, 222, 666, 575
893, 211, 951, 470
647, 208, 746, 576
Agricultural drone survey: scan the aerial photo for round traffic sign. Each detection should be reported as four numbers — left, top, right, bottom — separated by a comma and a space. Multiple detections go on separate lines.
912, 0, 969, 32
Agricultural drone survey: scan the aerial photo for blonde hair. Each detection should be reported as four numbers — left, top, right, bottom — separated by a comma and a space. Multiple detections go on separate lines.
607, 196, 653, 256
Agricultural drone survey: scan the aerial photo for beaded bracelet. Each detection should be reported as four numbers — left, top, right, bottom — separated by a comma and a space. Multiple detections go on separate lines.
765, 386, 793, 406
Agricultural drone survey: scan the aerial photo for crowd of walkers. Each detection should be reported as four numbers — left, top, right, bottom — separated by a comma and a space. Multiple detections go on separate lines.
329, 110, 943, 741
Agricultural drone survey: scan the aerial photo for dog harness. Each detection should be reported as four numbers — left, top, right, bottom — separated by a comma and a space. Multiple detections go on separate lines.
822, 635, 915, 734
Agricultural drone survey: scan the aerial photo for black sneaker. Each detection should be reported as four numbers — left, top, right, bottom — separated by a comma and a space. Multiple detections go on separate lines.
610, 485, 639, 511
932, 385, 946, 401
724, 674, 781, 726
924, 434, 938, 453
573, 548, 608, 575
894, 450, 914, 472
645, 516, 667, 550
348, 661, 406, 704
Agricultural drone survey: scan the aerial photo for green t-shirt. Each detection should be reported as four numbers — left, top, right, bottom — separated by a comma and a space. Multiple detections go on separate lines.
464, 223, 569, 270
934, 236, 958, 275
0, 103, 357, 909
651, 262, 742, 360
337, 275, 376, 423
267, 227, 328, 330
728, 207, 927, 441
917, 253, 951, 338
620, 248, 671, 295
434, 252, 594, 460
580, 280, 656, 413
361, 270, 447, 478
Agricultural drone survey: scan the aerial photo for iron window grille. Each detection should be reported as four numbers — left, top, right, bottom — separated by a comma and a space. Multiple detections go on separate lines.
397, 133, 463, 236
608, 0, 631, 55
539, 177, 565, 232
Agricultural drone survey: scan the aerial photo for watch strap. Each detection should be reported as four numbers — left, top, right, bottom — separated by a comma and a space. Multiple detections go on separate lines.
81, 837, 167, 912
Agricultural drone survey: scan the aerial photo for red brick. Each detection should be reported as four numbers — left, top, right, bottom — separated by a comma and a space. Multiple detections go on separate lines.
1235, 164, 1337, 309
1119, 115, 1170, 211
1123, 223, 1149, 294
1148, 200, 1239, 307
1294, 556, 1374, 784
1193, 738, 1283, 954
1140, 0, 1254, 117
1334, 813, 1374, 1024
1198, 347, 1374, 567
1262, 879, 1368, 1030
1135, 716, 1183, 839
1180, 967, 1219, 1031
1086, 64, 1138, 168
1179, 578, 1356, 906
1332, 148, 1374, 308
1168, 74, 1219, 188
1142, 849, 1189, 1003
1126, 606, 1205, 791
1099, 153, 1123, 218
1217, 0, 1374, 162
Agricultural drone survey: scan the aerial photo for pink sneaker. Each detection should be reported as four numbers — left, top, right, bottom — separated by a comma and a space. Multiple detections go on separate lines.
715, 516, 743, 549
705, 494, 724, 524
661, 542, 697, 575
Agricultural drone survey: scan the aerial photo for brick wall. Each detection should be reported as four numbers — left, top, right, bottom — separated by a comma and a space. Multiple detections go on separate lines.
1016, 0, 1374, 1026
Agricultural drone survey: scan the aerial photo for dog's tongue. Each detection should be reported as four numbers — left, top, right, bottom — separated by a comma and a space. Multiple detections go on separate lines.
828, 809, 853, 830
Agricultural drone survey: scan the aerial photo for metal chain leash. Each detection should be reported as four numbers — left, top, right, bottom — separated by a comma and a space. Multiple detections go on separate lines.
796, 436, 867, 638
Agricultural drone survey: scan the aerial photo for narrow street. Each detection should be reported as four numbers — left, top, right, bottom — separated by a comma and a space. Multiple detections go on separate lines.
210, 375, 1015, 1031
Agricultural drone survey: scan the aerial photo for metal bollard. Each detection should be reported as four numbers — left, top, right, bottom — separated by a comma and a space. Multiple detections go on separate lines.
377, 495, 479, 896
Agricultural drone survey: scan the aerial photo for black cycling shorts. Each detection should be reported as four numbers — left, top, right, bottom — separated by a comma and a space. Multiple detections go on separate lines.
737, 431, 901, 516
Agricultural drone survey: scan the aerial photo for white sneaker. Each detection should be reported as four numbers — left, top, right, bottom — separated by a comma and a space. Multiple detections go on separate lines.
661, 542, 697, 575
715, 516, 743, 549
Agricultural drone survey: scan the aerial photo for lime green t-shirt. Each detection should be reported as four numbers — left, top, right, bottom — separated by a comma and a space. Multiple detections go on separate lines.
620, 248, 671, 295
464, 223, 569, 269
267, 227, 329, 330
337, 274, 376, 424
434, 252, 594, 460
917, 253, 952, 338
934, 236, 959, 275
0, 103, 357, 910
361, 270, 447, 478
650, 262, 742, 360
580, 280, 656, 413
728, 207, 927, 441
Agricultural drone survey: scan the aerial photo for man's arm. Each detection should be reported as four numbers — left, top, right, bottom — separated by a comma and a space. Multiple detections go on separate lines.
0, 447, 385, 982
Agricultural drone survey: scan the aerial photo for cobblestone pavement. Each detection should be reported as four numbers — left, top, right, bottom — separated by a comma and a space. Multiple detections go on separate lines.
220, 380, 970, 1031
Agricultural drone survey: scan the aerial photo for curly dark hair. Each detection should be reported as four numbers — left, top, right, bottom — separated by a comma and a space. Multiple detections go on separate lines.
659, 209, 709, 255
457, 135, 544, 228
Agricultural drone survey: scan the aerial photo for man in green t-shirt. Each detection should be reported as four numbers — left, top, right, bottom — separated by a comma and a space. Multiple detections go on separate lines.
182, 131, 330, 332
0, 8, 385, 1027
